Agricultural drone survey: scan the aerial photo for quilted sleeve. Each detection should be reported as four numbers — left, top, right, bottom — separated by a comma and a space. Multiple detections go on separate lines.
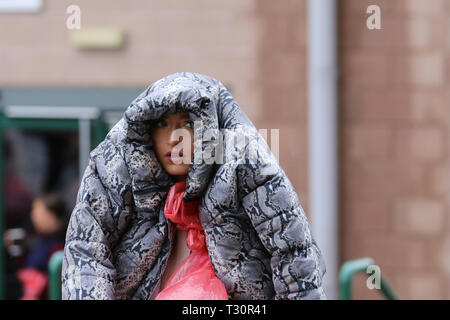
61, 155, 117, 300
236, 128, 327, 300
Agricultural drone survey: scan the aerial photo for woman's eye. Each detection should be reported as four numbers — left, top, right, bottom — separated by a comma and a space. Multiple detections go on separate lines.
155, 119, 167, 128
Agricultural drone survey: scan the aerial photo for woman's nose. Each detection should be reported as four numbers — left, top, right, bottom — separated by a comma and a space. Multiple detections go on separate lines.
168, 128, 183, 145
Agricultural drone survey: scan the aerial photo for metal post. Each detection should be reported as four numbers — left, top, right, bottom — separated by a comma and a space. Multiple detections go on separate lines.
308, 0, 339, 299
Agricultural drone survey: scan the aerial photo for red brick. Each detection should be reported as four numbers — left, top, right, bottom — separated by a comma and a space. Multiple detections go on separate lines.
407, 17, 446, 49
439, 236, 450, 277
341, 0, 406, 15
343, 199, 389, 233
342, 88, 412, 122
256, 0, 305, 15
394, 127, 445, 163
344, 124, 392, 159
343, 160, 400, 200
429, 164, 450, 196
410, 90, 445, 123
395, 273, 445, 299
409, 52, 445, 87
341, 18, 408, 50
406, 0, 445, 16
342, 53, 393, 87
391, 161, 426, 195
260, 87, 307, 125
259, 52, 306, 87
361, 234, 427, 271
393, 197, 446, 236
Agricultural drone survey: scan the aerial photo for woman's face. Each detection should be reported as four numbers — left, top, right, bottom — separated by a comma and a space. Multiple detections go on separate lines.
150, 110, 194, 182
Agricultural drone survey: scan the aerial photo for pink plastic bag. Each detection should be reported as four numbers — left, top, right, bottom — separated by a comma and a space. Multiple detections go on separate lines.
154, 181, 228, 300
155, 250, 228, 300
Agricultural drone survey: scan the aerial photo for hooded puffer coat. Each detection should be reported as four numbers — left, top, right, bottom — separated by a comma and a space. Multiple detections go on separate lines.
61, 72, 327, 300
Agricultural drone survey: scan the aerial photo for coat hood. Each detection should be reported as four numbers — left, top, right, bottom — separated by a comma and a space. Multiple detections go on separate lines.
105, 71, 262, 207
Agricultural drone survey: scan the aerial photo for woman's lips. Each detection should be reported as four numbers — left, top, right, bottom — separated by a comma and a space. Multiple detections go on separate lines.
166, 151, 184, 164
165, 150, 183, 157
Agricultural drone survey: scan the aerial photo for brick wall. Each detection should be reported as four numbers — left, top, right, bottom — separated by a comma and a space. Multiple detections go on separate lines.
340, 0, 449, 299
0, 0, 259, 116
255, 0, 309, 207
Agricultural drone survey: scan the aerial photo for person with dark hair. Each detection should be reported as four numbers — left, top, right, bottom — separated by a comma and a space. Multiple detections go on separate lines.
17, 193, 67, 300
62, 72, 326, 300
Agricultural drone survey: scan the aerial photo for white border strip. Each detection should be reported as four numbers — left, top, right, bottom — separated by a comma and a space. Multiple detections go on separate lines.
4, 105, 100, 120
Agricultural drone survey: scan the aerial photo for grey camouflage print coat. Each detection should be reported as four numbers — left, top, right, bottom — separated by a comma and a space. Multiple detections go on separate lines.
61, 72, 327, 300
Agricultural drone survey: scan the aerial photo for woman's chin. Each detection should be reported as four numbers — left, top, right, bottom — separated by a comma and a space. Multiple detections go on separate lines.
165, 163, 190, 177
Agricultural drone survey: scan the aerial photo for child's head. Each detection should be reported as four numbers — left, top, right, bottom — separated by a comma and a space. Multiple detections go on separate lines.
150, 110, 194, 182
31, 193, 67, 236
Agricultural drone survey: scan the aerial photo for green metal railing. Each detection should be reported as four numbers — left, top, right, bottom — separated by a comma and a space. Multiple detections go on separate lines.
48, 250, 64, 300
48, 253, 398, 300
339, 257, 398, 300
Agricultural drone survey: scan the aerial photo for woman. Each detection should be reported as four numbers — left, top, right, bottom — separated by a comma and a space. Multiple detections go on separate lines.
61, 72, 326, 300
149, 110, 228, 299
